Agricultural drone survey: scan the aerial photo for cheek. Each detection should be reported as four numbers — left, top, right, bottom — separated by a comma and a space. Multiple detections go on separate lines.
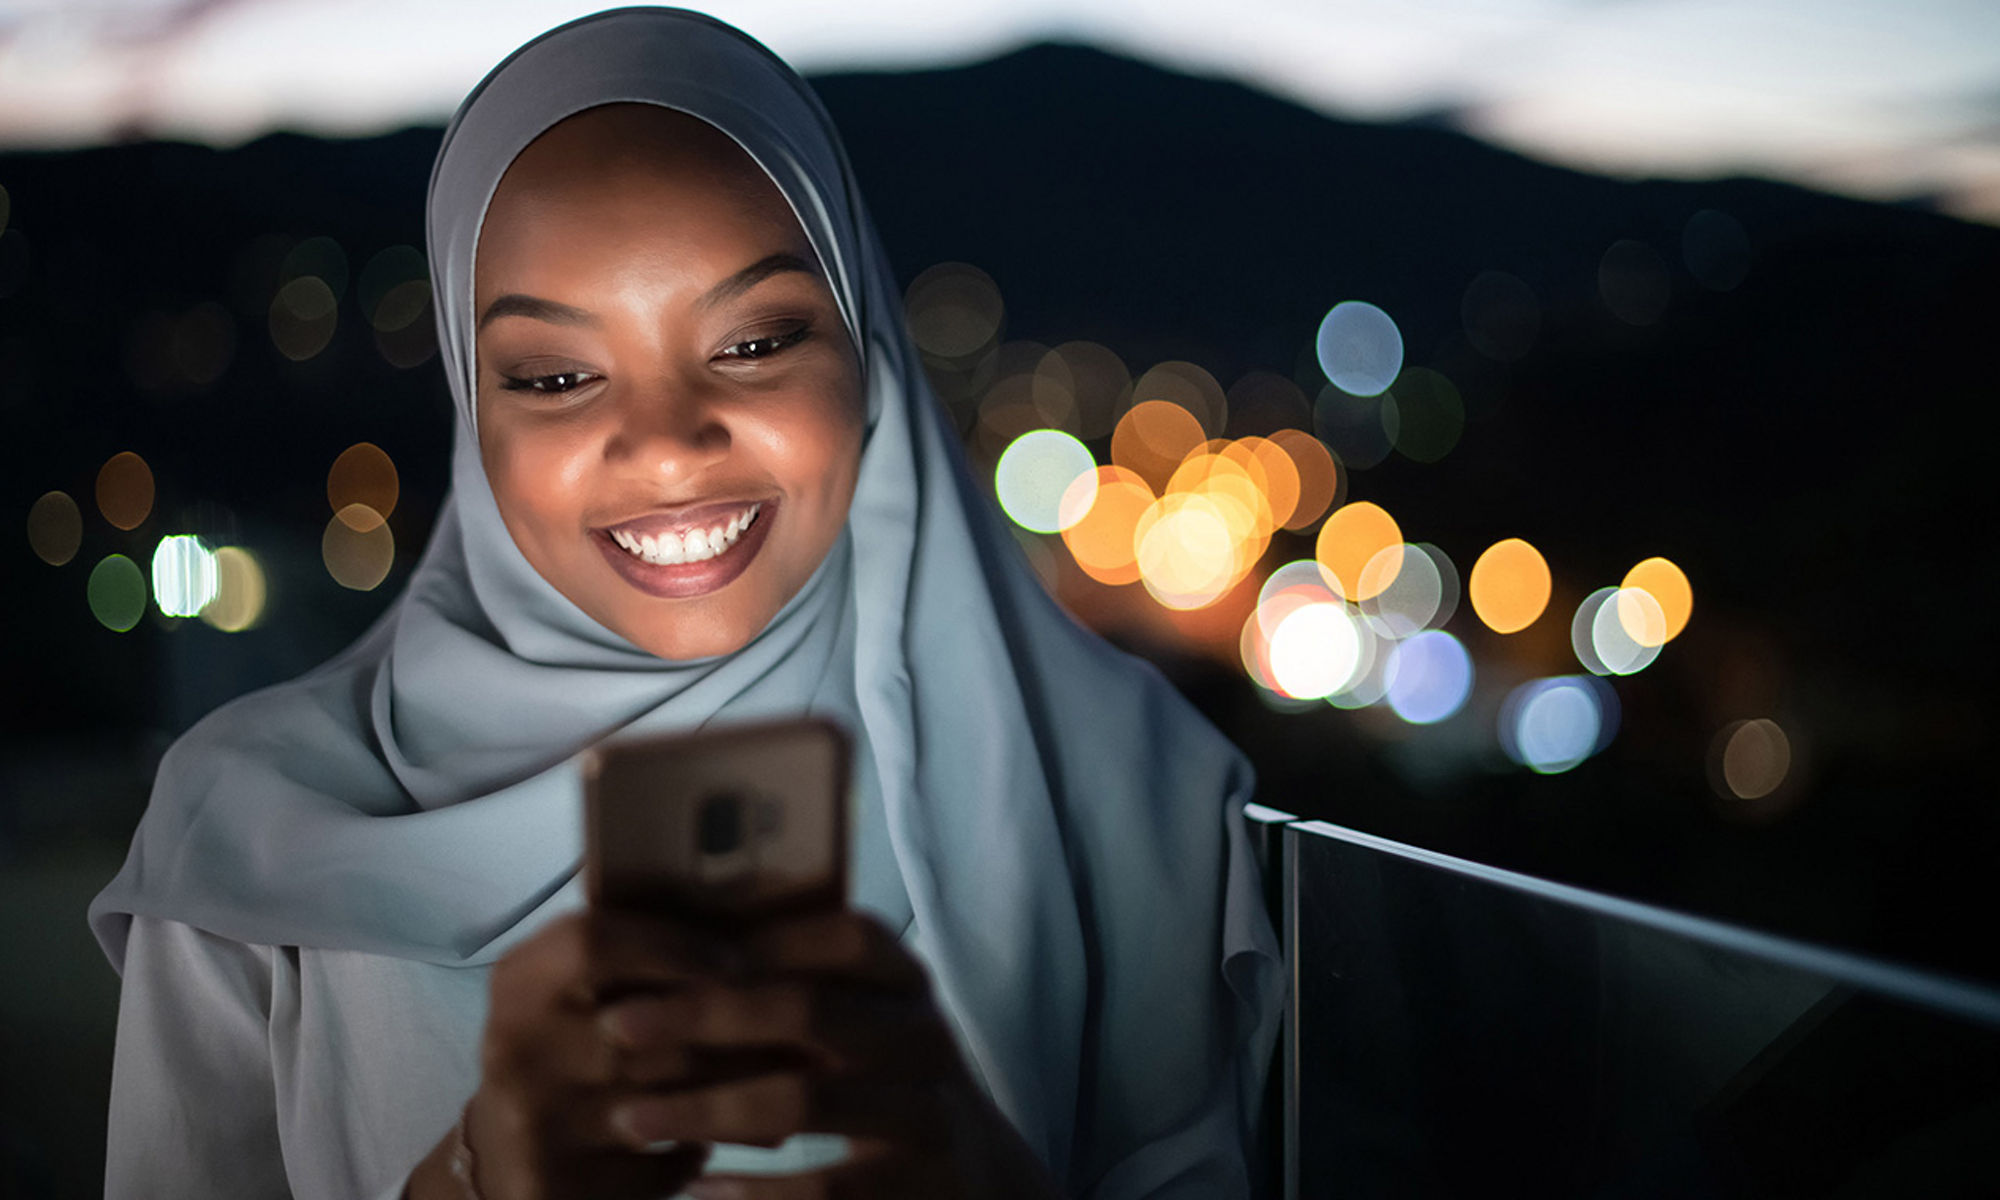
482, 421, 589, 537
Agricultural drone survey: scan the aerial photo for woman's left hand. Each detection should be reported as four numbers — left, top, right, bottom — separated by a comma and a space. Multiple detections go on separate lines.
596, 909, 1062, 1200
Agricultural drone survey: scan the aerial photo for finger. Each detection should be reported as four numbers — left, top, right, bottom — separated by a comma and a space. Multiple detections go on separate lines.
484, 986, 633, 1095
606, 1070, 808, 1149
610, 980, 957, 1080
739, 911, 927, 992
607, 1072, 955, 1150
577, 908, 746, 1003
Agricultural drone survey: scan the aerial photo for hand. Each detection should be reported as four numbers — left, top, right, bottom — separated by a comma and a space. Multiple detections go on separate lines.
445, 906, 776, 1200
601, 909, 1063, 1199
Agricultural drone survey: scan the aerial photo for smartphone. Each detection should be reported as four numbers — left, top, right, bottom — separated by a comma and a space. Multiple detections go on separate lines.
581, 716, 852, 929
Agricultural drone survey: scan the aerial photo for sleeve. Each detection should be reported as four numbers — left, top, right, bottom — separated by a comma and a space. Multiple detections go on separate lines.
105, 914, 296, 1199
1071, 789, 1287, 1200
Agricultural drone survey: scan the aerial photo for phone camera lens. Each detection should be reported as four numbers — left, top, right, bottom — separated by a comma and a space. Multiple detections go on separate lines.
697, 792, 745, 855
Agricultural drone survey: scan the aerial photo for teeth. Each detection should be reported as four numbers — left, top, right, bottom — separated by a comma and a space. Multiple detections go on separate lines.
610, 503, 761, 567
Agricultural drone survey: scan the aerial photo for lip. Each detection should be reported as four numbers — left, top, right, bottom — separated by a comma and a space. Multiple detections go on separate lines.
592, 498, 776, 599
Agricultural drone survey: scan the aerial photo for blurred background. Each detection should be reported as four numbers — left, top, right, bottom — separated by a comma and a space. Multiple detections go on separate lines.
4, 0, 1999, 1193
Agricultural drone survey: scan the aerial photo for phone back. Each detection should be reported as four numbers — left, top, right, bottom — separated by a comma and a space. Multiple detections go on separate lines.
582, 717, 850, 927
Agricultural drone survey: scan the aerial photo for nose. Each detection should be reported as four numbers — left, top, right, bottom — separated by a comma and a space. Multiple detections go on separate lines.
602, 378, 730, 481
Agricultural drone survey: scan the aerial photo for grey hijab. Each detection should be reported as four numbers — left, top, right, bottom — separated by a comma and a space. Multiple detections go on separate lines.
90, 7, 1281, 1191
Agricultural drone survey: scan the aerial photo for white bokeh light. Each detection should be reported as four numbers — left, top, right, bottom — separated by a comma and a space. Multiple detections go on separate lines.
1268, 601, 1364, 700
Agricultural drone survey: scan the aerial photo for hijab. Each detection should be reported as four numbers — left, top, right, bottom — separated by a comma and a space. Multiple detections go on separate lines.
89, 7, 1282, 1189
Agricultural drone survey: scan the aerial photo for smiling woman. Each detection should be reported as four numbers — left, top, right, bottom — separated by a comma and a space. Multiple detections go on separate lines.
473, 105, 865, 660
87, 8, 1282, 1200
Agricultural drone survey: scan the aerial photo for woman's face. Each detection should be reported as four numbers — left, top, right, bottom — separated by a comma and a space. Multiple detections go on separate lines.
474, 104, 865, 661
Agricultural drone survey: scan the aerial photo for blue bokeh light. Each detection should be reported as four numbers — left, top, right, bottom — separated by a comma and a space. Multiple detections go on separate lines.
1315, 300, 1403, 397
1384, 629, 1472, 725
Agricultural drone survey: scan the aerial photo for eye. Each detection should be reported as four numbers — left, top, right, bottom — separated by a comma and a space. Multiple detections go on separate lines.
717, 323, 812, 363
499, 370, 597, 395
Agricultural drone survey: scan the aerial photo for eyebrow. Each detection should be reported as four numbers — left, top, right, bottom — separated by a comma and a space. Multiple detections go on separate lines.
476, 252, 820, 332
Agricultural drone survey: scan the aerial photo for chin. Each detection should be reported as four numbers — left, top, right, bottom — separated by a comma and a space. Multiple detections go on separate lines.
614, 601, 768, 663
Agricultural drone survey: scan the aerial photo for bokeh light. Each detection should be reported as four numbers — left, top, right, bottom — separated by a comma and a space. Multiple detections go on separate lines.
1132, 361, 1227, 438
201, 546, 268, 632
996, 429, 1096, 534
1045, 341, 1129, 441
27, 490, 82, 565
1267, 601, 1364, 700
358, 244, 426, 323
1384, 367, 1463, 463
1315, 301, 1403, 397
1263, 430, 1335, 530
1384, 630, 1473, 725
904, 262, 1003, 360
1228, 437, 1300, 530
1245, 568, 1340, 692
1599, 239, 1671, 326
1326, 619, 1390, 709
1683, 210, 1751, 292
1111, 399, 1206, 494
1257, 563, 1334, 630
328, 441, 400, 527
972, 340, 1059, 459
1715, 718, 1792, 801
95, 450, 155, 531
1359, 541, 1455, 637
281, 235, 348, 300
372, 279, 436, 368
1469, 537, 1550, 634
1060, 465, 1152, 586
1460, 269, 1540, 362
1620, 556, 1692, 644
1135, 493, 1242, 610
1580, 586, 1663, 675
1501, 675, 1618, 774
324, 506, 395, 590
1167, 449, 1275, 544
271, 275, 338, 361
151, 534, 219, 618
1315, 502, 1402, 601
87, 554, 147, 632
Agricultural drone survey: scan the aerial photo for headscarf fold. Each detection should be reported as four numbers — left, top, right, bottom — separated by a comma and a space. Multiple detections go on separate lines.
90, 7, 1282, 1190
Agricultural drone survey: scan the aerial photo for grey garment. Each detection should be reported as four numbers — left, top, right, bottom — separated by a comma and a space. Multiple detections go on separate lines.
90, 6, 1283, 1196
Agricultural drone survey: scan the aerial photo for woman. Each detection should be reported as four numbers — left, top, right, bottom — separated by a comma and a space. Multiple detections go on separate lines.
89, 8, 1282, 1199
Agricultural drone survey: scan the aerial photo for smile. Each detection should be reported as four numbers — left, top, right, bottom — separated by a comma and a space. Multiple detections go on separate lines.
607, 502, 761, 565
592, 498, 776, 601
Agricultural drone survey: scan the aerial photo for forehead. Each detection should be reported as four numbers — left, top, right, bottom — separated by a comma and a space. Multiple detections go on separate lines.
476, 104, 806, 274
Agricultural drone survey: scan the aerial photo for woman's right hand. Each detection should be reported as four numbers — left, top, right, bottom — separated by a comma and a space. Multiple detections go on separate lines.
422, 907, 768, 1200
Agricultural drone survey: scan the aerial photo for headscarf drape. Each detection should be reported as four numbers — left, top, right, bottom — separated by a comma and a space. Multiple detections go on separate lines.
89, 7, 1282, 1191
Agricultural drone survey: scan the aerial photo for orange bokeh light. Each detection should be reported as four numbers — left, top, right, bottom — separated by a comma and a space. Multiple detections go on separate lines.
1315, 501, 1403, 600
1060, 465, 1153, 586
1233, 437, 1300, 530
1469, 537, 1552, 634
1111, 400, 1206, 493
96, 451, 155, 531
1268, 429, 1337, 530
1620, 556, 1692, 644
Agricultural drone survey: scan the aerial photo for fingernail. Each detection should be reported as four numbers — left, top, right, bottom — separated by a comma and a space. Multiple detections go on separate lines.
597, 1008, 630, 1046
609, 1102, 655, 1143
